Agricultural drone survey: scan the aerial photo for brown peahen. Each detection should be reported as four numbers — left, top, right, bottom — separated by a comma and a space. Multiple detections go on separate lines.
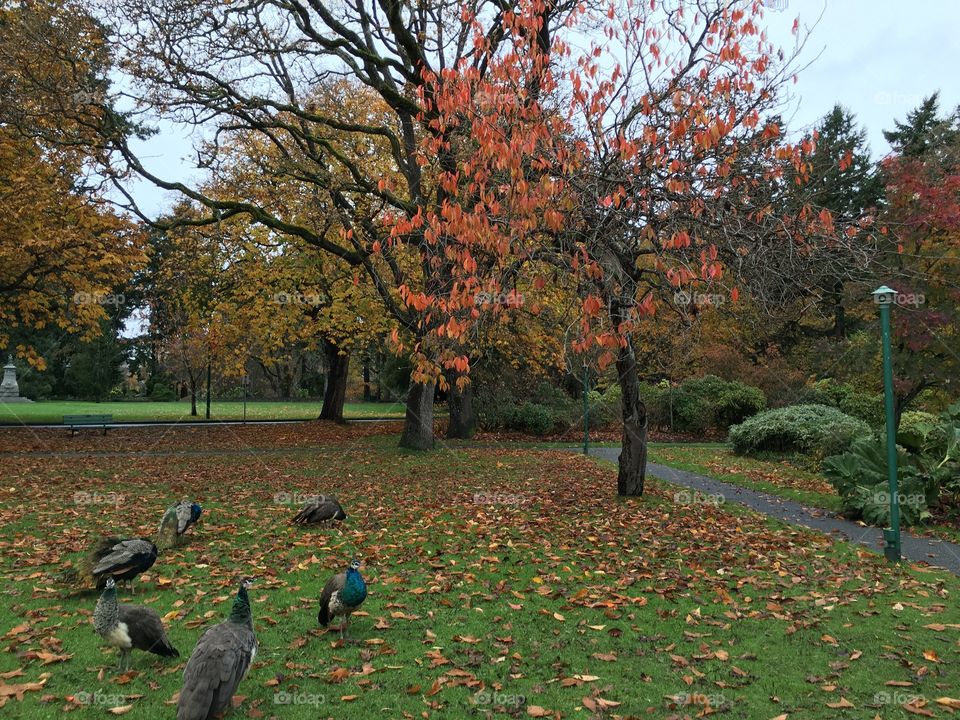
93, 577, 178, 671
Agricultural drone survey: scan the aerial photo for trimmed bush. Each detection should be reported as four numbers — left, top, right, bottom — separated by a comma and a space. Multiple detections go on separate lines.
713, 383, 767, 429
728, 404, 870, 458
505, 402, 554, 435
838, 391, 885, 428
667, 375, 766, 433
670, 387, 714, 434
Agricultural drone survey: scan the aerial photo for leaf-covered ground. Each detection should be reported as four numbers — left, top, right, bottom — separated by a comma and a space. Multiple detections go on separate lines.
1, 425, 959, 719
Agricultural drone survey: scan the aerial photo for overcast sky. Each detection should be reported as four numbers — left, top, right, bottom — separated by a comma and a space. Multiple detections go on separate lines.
124, 0, 960, 217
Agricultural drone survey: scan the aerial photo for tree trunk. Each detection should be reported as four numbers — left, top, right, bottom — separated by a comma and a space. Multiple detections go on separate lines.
319, 341, 349, 422
615, 329, 647, 496
445, 370, 476, 439
894, 381, 932, 432
400, 380, 435, 449
362, 357, 372, 402
189, 378, 198, 417
832, 281, 846, 340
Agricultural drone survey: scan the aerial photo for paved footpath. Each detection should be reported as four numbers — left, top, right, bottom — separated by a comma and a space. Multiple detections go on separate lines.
586, 446, 960, 576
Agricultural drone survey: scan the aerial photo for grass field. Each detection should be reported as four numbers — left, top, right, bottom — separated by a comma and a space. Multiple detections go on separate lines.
0, 425, 958, 718
647, 443, 960, 544
0, 400, 405, 424
647, 443, 840, 510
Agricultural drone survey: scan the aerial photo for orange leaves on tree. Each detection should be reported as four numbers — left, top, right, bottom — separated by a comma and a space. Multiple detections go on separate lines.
582, 295, 604, 317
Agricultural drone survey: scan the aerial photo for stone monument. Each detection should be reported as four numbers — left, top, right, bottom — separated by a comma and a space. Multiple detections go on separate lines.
0, 355, 31, 403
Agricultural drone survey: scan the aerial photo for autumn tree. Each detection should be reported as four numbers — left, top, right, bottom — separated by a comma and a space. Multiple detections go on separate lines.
146, 204, 235, 416
51, 0, 579, 449
878, 93, 960, 424
552, 0, 860, 495
791, 106, 882, 339
0, 0, 145, 363
197, 113, 395, 420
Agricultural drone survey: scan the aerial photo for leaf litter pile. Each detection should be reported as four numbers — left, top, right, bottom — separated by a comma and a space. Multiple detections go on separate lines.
0, 425, 958, 719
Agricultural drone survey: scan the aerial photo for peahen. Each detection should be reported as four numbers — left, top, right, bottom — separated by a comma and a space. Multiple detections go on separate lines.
158, 500, 203, 548
177, 578, 258, 720
86, 537, 158, 593
93, 577, 178, 671
318, 559, 367, 640
291, 494, 347, 526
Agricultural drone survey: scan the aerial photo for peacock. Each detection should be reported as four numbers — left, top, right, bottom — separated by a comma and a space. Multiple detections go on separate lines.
318, 559, 367, 640
158, 500, 203, 549
84, 536, 158, 593
291, 494, 347, 526
177, 578, 258, 720
93, 577, 178, 671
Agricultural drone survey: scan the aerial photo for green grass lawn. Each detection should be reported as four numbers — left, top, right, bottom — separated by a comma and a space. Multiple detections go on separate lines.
647, 443, 841, 511
647, 443, 960, 545
0, 400, 405, 424
0, 428, 958, 718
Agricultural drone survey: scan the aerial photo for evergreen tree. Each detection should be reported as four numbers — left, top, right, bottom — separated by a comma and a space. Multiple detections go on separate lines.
883, 92, 959, 160
806, 105, 882, 222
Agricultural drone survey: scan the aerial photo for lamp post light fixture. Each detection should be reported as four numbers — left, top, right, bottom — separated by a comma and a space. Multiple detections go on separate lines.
872, 285, 901, 562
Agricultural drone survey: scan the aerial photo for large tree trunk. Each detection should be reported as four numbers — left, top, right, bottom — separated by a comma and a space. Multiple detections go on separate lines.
612, 296, 647, 495
319, 341, 349, 422
400, 381, 435, 449
189, 378, 198, 417
445, 369, 476, 439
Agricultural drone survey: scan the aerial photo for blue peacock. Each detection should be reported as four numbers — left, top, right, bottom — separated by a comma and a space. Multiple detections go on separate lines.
318, 559, 367, 640
158, 500, 203, 548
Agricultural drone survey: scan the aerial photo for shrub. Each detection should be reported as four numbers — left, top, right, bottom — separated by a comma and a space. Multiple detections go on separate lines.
505, 402, 554, 435
796, 379, 846, 407
532, 381, 579, 428
670, 387, 714, 434
896, 411, 946, 453
640, 382, 670, 429
146, 372, 178, 401
666, 375, 766, 432
838, 391, 885, 427
680, 375, 730, 399
824, 437, 939, 526
586, 384, 621, 428
728, 404, 870, 458
713, 383, 767, 429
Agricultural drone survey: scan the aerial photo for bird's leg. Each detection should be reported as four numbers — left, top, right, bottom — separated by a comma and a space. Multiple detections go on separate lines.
341, 615, 352, 642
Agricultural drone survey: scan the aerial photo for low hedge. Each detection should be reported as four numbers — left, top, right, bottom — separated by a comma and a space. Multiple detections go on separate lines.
728, 404, 871, 458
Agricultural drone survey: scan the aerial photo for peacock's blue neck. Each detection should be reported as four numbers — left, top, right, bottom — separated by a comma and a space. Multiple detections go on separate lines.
340, 568, 367, 607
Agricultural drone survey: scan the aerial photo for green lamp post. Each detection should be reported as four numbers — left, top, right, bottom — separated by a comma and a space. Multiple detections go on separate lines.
872, 285, 901, 562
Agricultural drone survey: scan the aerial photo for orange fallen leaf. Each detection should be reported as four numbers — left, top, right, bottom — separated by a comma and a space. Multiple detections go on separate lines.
826, 697, 854, 709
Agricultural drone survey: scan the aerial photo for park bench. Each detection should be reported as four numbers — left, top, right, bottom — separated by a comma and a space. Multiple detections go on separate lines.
63, 414, 113, 436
